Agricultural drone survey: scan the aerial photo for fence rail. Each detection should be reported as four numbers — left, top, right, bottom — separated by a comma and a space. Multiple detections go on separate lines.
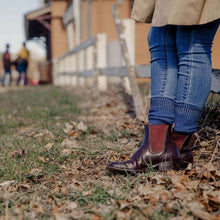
53, 19, 220, 119
54, 61, 220, 94
57, 37, 96, 61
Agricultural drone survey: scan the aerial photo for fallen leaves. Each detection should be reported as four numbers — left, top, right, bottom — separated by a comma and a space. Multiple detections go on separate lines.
0, 86, 219, 219
63, 121, 88, 138
0, 180, 15, 187
10, 149, 26, 158
188, 201, 211, 220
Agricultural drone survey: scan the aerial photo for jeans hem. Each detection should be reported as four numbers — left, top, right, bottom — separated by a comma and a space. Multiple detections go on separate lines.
174, 103, 202, 133
149, 97, 175, 125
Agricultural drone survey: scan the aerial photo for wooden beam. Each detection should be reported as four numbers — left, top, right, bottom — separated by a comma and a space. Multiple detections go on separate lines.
112, 1, 147, 122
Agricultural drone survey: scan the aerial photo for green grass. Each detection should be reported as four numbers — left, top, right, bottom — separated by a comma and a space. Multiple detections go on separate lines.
0, 85, 218, 219
0, 86, 81, 182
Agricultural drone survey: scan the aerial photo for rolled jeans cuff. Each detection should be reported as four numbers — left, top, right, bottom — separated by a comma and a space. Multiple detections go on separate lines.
174, 103, 203, 134
149, 97, 175, 125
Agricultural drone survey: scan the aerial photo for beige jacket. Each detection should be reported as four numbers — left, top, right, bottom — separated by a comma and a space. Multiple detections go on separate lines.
131, 0, 220, 26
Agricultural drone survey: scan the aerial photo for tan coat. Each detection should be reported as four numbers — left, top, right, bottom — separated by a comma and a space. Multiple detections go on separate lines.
131, 0, 220, 26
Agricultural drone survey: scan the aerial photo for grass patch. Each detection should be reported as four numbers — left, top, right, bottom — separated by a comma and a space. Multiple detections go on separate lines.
0, 85, 218, 219
0, 86, 81, 182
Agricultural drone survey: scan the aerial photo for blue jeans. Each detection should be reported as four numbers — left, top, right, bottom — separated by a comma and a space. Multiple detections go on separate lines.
17, 61, 28, 86
148, 20, 219, 133
1, 69, 12, 86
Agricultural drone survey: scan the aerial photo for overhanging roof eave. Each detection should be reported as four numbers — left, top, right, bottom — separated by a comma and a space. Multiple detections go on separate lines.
25, 5, 51, 39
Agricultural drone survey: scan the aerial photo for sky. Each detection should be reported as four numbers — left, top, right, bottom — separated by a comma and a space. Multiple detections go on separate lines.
0, 0, 45, 58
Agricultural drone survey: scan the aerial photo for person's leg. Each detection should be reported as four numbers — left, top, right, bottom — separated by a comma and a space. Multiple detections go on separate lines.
17, 72, 22, 86
148, 25, 178, 127
1, 71, 6, 86
174, 20, 220, 134
106, 26, 181, 173
9, 71, 12, 86
17, 63, 22, 86
24, 71, 28, 86
23, 62, 28, 86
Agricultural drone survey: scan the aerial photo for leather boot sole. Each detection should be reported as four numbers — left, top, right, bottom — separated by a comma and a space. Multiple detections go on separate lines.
106, 159, 181, 174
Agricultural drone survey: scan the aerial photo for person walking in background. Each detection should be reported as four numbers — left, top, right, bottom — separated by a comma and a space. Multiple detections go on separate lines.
1, 44, 12, 86
107, 0, 220, 173
16, 42, 29, 86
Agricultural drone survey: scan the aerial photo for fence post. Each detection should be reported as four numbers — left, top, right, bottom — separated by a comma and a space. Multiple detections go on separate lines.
67, 56, 72, 85
64, 57, 69, 85
52, 58, 58, 86
78, 50, 85, 86
59, 59, 64, 86
122, 18, 135, 95
96, 33, 108, 91
70, 53, 78, 87
56, 60, 61, 86
86, 45, 94, 87
112, 2, 146, 122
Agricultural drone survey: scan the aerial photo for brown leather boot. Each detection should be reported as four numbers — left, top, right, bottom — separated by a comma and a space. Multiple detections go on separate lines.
106, 124, 180, 173
172, 132, 193, 168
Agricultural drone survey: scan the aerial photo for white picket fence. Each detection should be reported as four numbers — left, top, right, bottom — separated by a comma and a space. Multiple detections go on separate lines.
52, 35, 220, 94
53, 14, 141, 93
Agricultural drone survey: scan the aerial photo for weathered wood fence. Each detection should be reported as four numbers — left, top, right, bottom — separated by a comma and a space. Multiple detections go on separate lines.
52, 1, 220, 120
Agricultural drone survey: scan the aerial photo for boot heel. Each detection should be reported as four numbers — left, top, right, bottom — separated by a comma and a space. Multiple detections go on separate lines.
158, 160, 180, 171
158, 161, 173, 171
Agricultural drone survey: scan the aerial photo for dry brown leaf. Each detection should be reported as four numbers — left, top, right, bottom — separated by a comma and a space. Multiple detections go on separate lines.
91, 214, 104, 220
0, 180, 15, 187
44, 142, 54, 150
29, 168, 42, 176
148, 194, 159, 205
121, 154, 130, 161
185, 180, 199, 191
120, 138, 129, 145
63, 122, 76, 134
185, 168, 197, 178
191, 209, 212, 220
13, 205, 24, 218
60, 186, 68, 195
10, 149, 25, 158
52, 205, 62, 214
188, 201, 211, 220
159, 191, 170, 203
200, 141, 209, 147
77, 121, 87, 132
66, 201, 78, 210
174, 191, 194, 202
170, 216, 194, 220
53, 214, 68, 220
168, 171, 189, 190
31, 203, 44, 214
67, 130, 81, 138
52, 185, 60, 194
117, 200, 130, 210
203, 190, 220, 211
61, 138, 81, 149
18, 183, 31, 190
199, 163, 219, 180
61, 149, 72, 155
82, 190, 93, 197
33, 130, 55, 139
141, 206, 153, 218
165, 200, 181, 213
38, 156, 49, 163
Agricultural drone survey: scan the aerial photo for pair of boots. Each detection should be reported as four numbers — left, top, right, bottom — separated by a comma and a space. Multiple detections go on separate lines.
106, 124, 193, 173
